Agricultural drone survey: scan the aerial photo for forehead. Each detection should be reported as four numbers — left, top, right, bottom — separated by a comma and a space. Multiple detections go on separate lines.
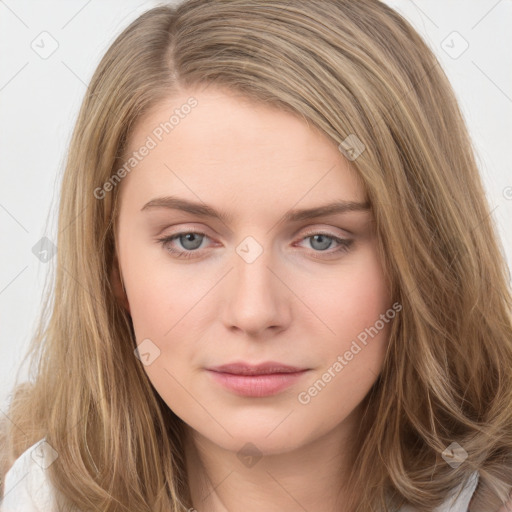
119, 87, 366, 210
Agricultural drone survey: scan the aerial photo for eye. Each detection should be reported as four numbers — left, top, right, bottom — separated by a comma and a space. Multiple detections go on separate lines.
156, 229, 354, 260
157, 231, 210, 259
295, 231, 353, 259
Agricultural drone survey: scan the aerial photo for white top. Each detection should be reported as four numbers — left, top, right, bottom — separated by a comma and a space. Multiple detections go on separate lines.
1, 439, 58, 512
1, 438, 480, 511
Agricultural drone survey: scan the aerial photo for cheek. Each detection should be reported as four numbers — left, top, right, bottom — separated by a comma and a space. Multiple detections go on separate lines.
318, 244, 391, 342
305, 245, 392, 397
124, 234, 391, 362
120, 239, 203, 339
123, 258, 204, 399
125, 276, 172, 341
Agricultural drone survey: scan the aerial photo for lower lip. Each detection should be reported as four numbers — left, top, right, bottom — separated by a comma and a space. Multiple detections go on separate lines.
206, 370, 308, 397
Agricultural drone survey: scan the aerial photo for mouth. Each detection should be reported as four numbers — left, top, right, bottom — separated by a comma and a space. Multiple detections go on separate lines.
206, 361, 307, 376
205, 361, 309, 397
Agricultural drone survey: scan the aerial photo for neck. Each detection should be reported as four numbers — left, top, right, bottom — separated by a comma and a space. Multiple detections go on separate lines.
183, 408, 362, 512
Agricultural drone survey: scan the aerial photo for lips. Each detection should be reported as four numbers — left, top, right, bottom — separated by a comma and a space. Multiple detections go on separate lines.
206, 362, 309, 397
207, 361, 306, 375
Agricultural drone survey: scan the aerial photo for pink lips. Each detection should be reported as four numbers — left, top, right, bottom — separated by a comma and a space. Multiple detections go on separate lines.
206, 361, 309, 397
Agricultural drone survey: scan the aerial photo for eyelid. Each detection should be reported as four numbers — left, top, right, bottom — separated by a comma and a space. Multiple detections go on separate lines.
296, 224, 352, 238
156, 225, 354, 262
155, 222, 214, 236
158, 223, 351, 242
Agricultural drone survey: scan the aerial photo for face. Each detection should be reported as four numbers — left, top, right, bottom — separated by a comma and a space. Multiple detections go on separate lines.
113, 86, 393, 456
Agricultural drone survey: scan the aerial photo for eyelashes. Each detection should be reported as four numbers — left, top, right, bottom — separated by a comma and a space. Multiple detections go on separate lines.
156, 230, 354, 260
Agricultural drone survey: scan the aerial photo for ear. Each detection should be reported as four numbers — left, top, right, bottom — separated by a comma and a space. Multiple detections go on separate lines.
111, 251, 131, 314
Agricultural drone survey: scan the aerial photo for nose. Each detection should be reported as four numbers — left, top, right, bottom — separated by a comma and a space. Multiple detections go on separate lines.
221, 243, 291, 338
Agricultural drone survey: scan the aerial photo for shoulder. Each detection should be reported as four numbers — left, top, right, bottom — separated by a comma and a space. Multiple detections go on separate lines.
399, 470, 480, 512
0, 438, 58, 512
446, 470, 479, 512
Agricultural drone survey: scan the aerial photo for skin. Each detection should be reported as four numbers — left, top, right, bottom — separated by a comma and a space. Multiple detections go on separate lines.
113, 86, 393, 512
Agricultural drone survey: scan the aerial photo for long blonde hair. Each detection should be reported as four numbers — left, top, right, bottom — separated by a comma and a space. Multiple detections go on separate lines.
2, 1, 511, 510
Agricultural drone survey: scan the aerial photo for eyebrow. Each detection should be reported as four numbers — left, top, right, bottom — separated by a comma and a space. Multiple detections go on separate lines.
140, 196, 371, 224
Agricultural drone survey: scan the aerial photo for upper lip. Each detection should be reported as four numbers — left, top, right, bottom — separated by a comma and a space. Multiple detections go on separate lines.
207, 361, 307, 375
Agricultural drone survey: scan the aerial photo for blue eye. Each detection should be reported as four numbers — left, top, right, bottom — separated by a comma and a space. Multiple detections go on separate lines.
156, 231, 353, 260
157, 231, 208, 259
297, 232, 353, 257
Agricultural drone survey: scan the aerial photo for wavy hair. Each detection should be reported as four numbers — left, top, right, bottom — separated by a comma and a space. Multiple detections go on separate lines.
1, 1, 512, 511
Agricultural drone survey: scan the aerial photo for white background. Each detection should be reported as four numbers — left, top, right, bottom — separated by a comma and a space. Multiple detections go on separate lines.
1, 0, 511, 412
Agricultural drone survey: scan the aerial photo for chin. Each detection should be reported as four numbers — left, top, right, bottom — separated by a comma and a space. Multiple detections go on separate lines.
191, 419, 309, 457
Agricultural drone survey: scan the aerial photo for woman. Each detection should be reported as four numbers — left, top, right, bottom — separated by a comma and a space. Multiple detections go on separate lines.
1, 1, 511, 510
